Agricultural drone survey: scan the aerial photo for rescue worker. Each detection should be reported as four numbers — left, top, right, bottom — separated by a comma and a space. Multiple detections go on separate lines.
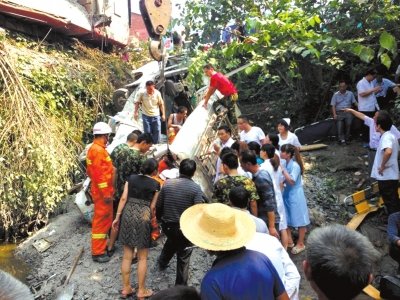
202, 64, 238, 124
86, 122, 115, 263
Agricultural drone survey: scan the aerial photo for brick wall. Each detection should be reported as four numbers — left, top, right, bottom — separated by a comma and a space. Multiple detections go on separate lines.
130, 13, 148, 41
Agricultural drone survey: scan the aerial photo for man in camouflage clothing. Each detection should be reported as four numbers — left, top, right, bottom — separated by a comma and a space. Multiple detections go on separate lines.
108, 132, 153, 252
110, 131, 149, 200
112, 133, 153, 198
213, 152, 259, 216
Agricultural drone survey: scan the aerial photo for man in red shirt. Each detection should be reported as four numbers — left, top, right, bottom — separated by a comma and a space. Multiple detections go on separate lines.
202, 64, 238, 124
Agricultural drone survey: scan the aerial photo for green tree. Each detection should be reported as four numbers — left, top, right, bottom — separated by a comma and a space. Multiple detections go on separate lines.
183, 0, 400, 127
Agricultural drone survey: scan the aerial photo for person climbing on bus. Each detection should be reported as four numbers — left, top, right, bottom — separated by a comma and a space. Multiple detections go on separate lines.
202, 64, 238, 124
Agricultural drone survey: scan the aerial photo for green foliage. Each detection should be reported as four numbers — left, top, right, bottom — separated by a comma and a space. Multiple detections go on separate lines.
182, 0, 400, 127
0, 33, 138, 241
378, 31, 397, 69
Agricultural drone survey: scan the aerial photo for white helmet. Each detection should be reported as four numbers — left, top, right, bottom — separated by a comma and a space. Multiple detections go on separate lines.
93, 122, 112, 135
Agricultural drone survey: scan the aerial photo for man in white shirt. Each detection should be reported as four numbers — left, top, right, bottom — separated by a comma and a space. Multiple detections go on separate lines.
247, 232, 300, 300
371, 111, 400, 214
344, 108, 400, 176
213, 125, 235, 183
229, 185, 266, 233
237, 115, 265, 146
356, 69, 382, 145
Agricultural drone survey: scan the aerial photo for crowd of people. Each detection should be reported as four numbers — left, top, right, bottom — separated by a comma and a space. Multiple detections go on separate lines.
81, 105, 382, 299
80, 68, 322, 299
331, 69, 400, 146
4, 65, 400, 300
330, 70, 400, 277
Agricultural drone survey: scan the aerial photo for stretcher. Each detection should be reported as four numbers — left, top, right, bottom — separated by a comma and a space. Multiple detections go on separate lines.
344, 182, 384, 230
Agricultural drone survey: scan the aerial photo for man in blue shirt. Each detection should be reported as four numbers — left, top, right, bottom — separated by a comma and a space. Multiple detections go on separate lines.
221, 23, 233, 45
330, 80, 357, 144
201, 247, 287, 300
180, 203, 289, 300
373, 75, 399, 110
240, 150, 280, 239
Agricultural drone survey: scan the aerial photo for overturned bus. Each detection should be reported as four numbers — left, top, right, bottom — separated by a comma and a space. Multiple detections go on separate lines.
75, 59, 240, 222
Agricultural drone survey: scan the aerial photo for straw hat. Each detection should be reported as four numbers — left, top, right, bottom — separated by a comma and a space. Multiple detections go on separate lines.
180, 203, 256, 251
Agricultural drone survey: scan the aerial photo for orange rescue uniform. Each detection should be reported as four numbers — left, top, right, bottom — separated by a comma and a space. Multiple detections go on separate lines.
86, 139, 115, 256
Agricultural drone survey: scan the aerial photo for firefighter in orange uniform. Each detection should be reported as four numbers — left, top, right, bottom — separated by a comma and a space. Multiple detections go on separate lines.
86, 122, 115, 263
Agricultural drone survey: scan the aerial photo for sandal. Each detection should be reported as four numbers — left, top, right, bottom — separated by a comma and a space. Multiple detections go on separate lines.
291, 245, 306, 255
120, 289, 135, 299
107, 245, 116, 257
288, 243, 295, 248
137, 288, 153, 299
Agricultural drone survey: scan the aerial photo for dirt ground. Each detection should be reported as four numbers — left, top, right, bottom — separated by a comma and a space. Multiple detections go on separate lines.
16, 140, 398, 299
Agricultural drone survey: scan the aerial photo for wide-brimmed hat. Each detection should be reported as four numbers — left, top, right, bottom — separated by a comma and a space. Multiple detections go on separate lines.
180, 203, 256, 251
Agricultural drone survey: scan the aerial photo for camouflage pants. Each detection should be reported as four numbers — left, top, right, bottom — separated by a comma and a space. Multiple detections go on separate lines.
212, 93, 238, 125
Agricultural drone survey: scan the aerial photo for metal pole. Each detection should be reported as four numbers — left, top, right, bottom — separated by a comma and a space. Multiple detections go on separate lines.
158, 36, 170, 148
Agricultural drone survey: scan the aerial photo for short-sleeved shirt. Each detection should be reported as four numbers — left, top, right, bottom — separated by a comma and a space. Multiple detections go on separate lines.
213, 175, 260, 204
253, 169, 279, 223
214, 137, 235, 183
157, 176, 205, 223
278, 131, 301, 148
111, 146, 145, 200
210, 72, 237, 96
127, 174, 160, 201
364, 116, 400, 150
248, 211, 268, 233
201, 248, 286, 300
371, 131, 399, 180
221, 25, 234, 44
373, 78, 396, 97
135, 89, 163, 117
330, 90, 356, 110
239, 127, 265, 146
357, 77, 377, 112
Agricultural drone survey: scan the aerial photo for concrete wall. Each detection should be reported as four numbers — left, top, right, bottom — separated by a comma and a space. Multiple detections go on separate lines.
130, 13, 149, 41
7, 0, 91, 29
2, 0, 130, 45
94, 0, 130, 45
